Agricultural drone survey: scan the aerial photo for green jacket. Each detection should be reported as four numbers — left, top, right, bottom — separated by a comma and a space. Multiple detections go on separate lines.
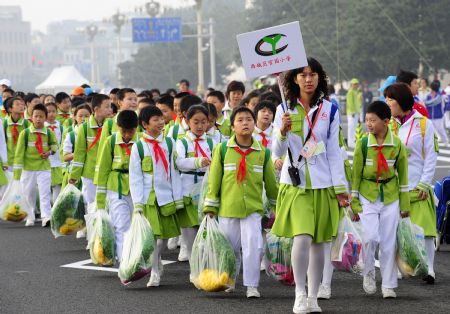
56, 110, 73, 130
96, 132, 140, 209
4, 116, 29, 167
13, 125, 58, 180
70, 115, 104, 181
351, 129, 410, 213
203, 135, 278, 218
346, 88, 362, 115
216, 115, 232, 137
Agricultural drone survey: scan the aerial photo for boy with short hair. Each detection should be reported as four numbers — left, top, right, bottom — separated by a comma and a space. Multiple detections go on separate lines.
45, 102, 63, 202
24, 93, 40, 121
13, 104, 58, 227
204, 106, 278, 298
96, 110, 139, 260
55, 92, 73, 128
207, 90, 232, 137
167, 94, 202, 141
173, 92, 190, 125
156, 94, 176, 136
223, 81, 245, 119
138, 97, 154, 115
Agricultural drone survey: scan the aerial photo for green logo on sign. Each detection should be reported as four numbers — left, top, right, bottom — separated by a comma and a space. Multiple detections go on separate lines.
255, 33, 288, 56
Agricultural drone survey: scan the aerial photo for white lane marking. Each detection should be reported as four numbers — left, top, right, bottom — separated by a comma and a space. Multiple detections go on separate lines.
61, 259, 176, 273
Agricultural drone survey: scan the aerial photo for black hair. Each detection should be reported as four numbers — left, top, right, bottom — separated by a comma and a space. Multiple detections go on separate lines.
284, 57, 328, 110
118, 88, 136, 101
203, 102, 218, 118
186, 104, 209, 121
92, 94, 110, 110
15, 91, 25, 99
111, 103, 118, 114
207, 87, 215, 93
74, 104, 92, 117
254, 100, 276, 120
430, 80, 440, 92
45, 102, 58, 110
166, 88, 177, 96
150, 88, 161, 96
421, 78, 429, 85
366, 101, 391, 120
86, 92, 98, 104
230, 106, 256, 126
226, 80, 245, 98
117, 110, 138, 129
138, 91, 151, 98
384, 83, 414, 112
139, 105, 163, 128
174, 91, 190, 99
180, 94, 202, 114
55, 92, 70, 104
138, 97, 155, 106
81, 84, 91, 89
109, 88, 120, 95
259, 91, 281, 107
206, 90, 225, 103
3, 96, 21, 113
2, 88, 14, 95
32, 103, 48, 117
25, 92, 39, 104
179, 79, 190, 87
156, 94, 174, 111
44, 94, 55, 102
242, 90, 260, 106
71, 97, 85, 108
396, 70, 418, 86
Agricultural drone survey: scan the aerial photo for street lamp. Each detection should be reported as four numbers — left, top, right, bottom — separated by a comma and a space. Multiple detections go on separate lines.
195, 0, 205, 95
111, 11, 127, 85
86, 24, 99, 84
145, 1, 161, 17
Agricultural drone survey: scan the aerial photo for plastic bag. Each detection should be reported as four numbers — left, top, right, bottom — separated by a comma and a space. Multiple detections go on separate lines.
396, 217, 428, 277
262, 186, 275, 229
265, 232, 295, 285
0, 180, 32, 222
331, 208, 364, 274
118, 212, 155, 285
190, 216, 236, 292
197, 170, 209, 223
88, 209, 116, 266
50, 184, 85, 237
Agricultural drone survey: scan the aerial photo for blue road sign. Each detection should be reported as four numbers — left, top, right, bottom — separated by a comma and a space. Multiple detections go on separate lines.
132, 17, 182, 43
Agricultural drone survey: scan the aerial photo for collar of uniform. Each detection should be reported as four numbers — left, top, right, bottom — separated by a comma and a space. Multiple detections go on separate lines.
216, 115, 225, 126
7, 115, 25, 126
89, 115, 102, 129
143, 132, 164, 143
181, 118, 189, 131
57, 109, 71, 116
255, 124, 273, 136
367, 128, 394, 147
186, 131, 207, 142
45, 120, 60, 128
207, 126, 218, 136
115, 132, 138, 144
297, 99, 322, 117
227, 134, 262, 151
29, 124, 47, 134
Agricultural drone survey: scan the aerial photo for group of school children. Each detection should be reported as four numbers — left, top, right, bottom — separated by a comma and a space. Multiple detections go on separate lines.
0, 57, 441, 314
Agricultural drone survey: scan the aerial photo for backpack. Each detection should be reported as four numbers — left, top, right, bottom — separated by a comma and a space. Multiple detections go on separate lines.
135, 137, 173, 162
4, 119, 29, 142
180, 137, 213, 157
172, 124, 180, 140
24, 128, 52, 150
219, 141, 271, 168
82, 118, 113, 145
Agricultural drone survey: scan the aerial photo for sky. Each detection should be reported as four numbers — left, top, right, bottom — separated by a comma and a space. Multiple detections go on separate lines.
3, 0, 191, 33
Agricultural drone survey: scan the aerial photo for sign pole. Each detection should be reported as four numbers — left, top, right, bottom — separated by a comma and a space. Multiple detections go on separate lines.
276, 73, 288, 113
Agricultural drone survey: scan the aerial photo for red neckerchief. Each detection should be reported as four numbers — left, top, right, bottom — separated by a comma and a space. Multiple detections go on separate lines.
87, 127, 102, 151
260, 132, 268, 147
119, 143, 133, 156
143, 138, 169, 174
35, 132, 44, 154
48, 125, 57, 132
194, 138, 208, 158
11, 124, 19, 144
375, 146, 389, 185
234, 147, 253, 184
59, 112, 70, 119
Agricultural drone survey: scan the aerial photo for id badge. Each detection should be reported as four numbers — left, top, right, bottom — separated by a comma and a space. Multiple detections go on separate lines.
300, 139, 318, 160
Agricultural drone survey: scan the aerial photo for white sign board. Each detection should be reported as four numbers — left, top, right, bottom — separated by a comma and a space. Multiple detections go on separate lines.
237, 21, 307, 79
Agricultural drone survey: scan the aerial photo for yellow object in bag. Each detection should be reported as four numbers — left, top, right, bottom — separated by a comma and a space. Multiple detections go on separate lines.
3, 203, 27, 222
194, 269, 233, 292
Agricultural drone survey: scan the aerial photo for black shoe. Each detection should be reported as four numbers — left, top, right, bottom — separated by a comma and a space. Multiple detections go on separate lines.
422, 273, 435, 284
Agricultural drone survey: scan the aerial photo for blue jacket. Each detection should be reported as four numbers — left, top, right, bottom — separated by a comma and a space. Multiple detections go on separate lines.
425, 92, 444, 119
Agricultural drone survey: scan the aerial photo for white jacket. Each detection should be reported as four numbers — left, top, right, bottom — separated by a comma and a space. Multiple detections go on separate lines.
395, 111, 438, 191
45, 120, 62, 168
129, 132, 183, 209
0, 119, 8, 165
253, 124, 275, 151
272, 99, 347, 193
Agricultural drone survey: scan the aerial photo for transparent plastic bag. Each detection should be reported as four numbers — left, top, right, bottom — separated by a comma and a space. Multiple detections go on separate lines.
265, 232, 295, 285
0, 180, 32, 222
262, 186, 275, 229
50, 184, 85, 237
197, 170, 209, 223
88, 209, 116, 266
331, 208, 364, 274
396, 217, 428, 277
118, 212, 155, 285
190, 216, 236, 292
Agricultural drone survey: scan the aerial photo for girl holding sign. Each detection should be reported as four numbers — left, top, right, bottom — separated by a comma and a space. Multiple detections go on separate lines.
271, 57, 349, 314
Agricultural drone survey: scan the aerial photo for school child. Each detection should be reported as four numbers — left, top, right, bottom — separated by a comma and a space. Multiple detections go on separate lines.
253, 100, 276, 149
385, 83, 438, 284
69, 94, 112, 208
138, 97, 154, 115
55, 92, 73, 129
206, 90, 232, 137
351, 101, 410, 299
44, 102, 63, 202
155, 95, 176, 136
203, 103, 227, 144
129, 106, 183, 287
0, 113, 8, 198
167, 94, 202, 141
173, 92, 190, 125
24, 93, 40, 122
203, 106, 278, 298
175, 105, 214, 268
3, 97, 29, 175
96, 110, 139, 260
13, 104, 58, 227
223, 81, 245, 119
1, 88, 14, 117
241, 90, 260, 112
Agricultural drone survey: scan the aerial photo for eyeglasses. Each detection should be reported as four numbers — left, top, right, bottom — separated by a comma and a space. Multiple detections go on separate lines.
298, 73, 318, 80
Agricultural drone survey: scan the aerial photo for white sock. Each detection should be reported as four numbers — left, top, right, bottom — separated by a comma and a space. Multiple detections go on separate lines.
321, 242, 334, 287
181, 227, 198, 261
291, 235, 312, 296
152, 239, 167, 274
425, 237, 435, 273
307, 243, 325, 298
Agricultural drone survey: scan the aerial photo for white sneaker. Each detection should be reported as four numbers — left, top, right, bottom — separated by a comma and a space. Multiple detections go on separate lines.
147, 272, 161, 287
225, 283, 235, 293
307, 297, 322, 313
41, 218, 50, 227
76, 229, 86, 239
246, 286, 260, 298
167, 237, 178, 250
293, 293, 308, 314
317, 284, 331, 299
363, 270, 377, 295
382, 287, 396, 298
260, 258, 266, 271
25, 219, 35, 227
178, 245, 189, 262
158, 260, 164, 277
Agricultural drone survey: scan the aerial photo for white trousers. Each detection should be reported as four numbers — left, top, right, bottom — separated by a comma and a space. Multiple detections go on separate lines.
108, 191, 133, 260
219, 213, 263, 287
431, 118, 449, 144
81, 177, 96, 210
52, 184, 61, 204
21, 170, 52, 220
347, 113, 359, 148
360, 196, 399, 289
444, 111, 450, 129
